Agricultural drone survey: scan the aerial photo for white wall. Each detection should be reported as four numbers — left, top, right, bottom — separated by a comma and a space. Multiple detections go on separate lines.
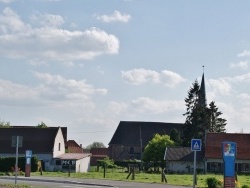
53, 127, 65, 158
167, 161, 204, 174
76, 156, 91, 173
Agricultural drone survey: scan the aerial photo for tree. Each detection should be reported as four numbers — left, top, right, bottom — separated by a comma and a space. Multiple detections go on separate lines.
182, 79, 227, 147
0, 119, 10, 127
85, 141, 106, 149
182, 80, 209, 146
170, 128, 181, 145
142, 134, 175, 171
36, 122, 48, 128
208, 101, 226, 133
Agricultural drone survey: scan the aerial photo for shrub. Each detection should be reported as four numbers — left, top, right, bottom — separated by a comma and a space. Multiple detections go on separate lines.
242, 185, 250, 188
206, 177, 222, 188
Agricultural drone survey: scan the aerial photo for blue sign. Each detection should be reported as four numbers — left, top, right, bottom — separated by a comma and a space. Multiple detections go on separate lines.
25, 150, 32, 158
222, 141, 236, 177
191, 139, 202, 151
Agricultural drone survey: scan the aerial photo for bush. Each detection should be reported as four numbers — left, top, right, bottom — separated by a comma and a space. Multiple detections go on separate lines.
206, 177, 222, 188
242, 185, 250, 188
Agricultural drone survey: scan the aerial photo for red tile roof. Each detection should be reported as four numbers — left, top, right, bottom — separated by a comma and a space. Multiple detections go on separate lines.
66, 140, 83, 153
205, 132, 250, 160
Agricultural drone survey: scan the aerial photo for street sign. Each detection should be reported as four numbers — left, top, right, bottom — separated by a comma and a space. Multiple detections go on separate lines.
11, 136, 23, 147
62, 160, 76, 166
26, 150, 32, 158
191, 139, 201, 151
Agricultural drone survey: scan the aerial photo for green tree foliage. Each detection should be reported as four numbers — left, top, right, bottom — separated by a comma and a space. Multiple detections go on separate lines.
86, 141, 106, 149
182, 80, 208, 146
182, 80, 227, 147
36, 122, 48, 128
0, 119, 10, 127
208, 101, 226, 133
170, 128, 181, 145
142, 134, 175, 170
97, 157, 117, 168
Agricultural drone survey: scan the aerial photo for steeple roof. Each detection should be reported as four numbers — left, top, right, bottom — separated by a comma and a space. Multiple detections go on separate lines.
198, 73, 207, 108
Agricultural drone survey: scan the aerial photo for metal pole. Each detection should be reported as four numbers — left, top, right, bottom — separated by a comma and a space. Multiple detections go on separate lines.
193, 150, 197, 188
15, 136, 19, 184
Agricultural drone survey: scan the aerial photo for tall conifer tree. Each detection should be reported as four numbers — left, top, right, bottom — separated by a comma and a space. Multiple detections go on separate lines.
182, 73, 227, 147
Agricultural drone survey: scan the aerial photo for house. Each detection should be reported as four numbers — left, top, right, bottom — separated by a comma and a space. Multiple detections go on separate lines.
0, 126, 66, 171
0, 126, 91, 172
164, 147, 204, 174
108, 121, 184, 161
90, 148, 108, 166
205, 132, 250, 173
66, 140, 83, 153
55, 153, 91, 173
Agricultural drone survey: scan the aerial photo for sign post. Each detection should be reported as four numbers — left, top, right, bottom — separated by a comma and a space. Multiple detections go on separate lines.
222, 141, 237, 188
25, 150, 32, 177
191, 139, 202, 188
12, 136, 23, 184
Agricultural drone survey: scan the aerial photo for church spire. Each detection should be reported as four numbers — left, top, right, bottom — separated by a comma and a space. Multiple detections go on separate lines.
198, 66, 207, 108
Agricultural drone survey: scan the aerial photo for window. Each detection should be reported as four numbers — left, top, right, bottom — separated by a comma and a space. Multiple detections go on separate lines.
58, 143, 61, 151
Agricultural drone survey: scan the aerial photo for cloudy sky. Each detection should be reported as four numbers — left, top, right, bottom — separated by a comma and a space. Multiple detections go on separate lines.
1, 0, 250, 147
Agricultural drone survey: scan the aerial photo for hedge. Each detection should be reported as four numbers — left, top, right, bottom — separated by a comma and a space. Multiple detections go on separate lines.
0, 156, 39, 172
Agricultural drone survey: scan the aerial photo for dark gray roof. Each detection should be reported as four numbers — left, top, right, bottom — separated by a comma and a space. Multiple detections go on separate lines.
165, 147, 204, 162
109, 121, 184, 146
0, 126, 67, 154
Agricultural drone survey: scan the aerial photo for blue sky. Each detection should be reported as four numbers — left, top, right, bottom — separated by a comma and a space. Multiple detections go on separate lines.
1, 0, 250, 147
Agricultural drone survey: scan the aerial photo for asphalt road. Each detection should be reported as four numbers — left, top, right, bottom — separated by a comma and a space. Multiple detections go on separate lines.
0, 176, 191, 188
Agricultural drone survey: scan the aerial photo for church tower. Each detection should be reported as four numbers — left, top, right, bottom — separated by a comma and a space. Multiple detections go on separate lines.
198, 68, 207, 109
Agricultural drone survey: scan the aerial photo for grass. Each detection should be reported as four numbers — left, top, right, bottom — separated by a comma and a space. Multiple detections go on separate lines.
2, 168, 250, 187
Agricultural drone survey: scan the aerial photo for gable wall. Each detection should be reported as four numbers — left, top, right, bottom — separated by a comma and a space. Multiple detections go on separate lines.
53, 127, 65, 158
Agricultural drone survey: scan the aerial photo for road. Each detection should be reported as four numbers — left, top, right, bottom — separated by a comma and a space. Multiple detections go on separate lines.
0, 176, 191, 188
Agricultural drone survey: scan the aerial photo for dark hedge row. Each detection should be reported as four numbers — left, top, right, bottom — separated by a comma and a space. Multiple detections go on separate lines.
0, 156, 39, 172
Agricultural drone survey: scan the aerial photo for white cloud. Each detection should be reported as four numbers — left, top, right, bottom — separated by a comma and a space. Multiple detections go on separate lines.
232, 73, 250, 82
131, 97, 184, 114
161, 70, 186, 87
208, 78, 232, 97
0, 8, 119, 61
237, 93, 250, 106
0, 73, 107, 106
0, 0, 14, 3
237, 50, 250, 57
33, 72, 107, 100
0, 7, 29, 34
28, 59, 49, 66
230, 61, 248, 70
30, 13, 65, 28
107, 101, 128, 115
96, 10, 131, 23
0, 80, 38, 100
122, 68, 185, 87
122, 68, 160, 85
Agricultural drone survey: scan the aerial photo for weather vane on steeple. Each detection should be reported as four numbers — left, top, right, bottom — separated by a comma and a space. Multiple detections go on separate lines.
202, 65, 205, 73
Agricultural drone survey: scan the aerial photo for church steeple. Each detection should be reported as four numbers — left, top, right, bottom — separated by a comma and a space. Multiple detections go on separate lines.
198, 66, 207, 108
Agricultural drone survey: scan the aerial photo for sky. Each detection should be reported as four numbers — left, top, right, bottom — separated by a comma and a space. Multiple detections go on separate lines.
1, 0, 250, 148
